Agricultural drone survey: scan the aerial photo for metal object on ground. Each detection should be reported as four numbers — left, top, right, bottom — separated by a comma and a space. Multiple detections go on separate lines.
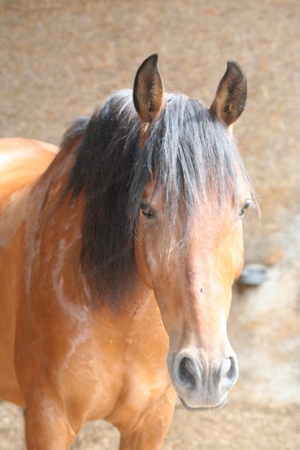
239, 264, 267, 286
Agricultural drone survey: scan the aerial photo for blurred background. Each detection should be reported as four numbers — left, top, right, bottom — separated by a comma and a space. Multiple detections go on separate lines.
0, 0, 299, 448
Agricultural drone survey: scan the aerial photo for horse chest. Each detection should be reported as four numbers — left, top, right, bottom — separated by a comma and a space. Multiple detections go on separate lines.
83, 300, 170, 421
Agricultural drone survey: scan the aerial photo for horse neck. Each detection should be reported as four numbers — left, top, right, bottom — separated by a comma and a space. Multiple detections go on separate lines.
30, 135, 81, 218
26, 137, 158, 319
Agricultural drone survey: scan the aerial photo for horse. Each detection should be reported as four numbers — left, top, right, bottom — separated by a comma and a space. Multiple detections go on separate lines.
0, 54, 254, 449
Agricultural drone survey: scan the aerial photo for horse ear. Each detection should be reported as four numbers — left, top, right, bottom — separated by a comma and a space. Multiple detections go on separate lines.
210, 60, 247, 127
133, 54, 165, 134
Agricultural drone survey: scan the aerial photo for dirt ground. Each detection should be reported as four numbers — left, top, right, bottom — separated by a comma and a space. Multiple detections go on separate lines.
0, 0, 299, 449
0, 400, 300, 450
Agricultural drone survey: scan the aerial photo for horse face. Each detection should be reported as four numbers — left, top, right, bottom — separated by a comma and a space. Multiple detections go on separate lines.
133, 54, 250, 409
135, 178, 251, 410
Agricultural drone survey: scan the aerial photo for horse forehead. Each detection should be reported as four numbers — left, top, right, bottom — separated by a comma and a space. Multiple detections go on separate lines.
186, 202, 240, 249
142, 164, 251, 205
143, 176, 156, 199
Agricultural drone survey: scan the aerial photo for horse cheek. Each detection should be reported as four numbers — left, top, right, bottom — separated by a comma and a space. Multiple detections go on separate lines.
134, 227, 155, 290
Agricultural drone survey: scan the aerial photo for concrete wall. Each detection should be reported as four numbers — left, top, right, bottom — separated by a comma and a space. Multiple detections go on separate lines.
1, 0, 299, 405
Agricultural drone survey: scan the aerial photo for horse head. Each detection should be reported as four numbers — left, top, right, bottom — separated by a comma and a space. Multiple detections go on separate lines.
133, 55, 252, 410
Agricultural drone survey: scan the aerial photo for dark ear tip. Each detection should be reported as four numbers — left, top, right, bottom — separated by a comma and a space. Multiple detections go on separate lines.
143, 53, 159, 68
227, 59, 240, 67
150, 53, 158, 61
226, 60, 246, 79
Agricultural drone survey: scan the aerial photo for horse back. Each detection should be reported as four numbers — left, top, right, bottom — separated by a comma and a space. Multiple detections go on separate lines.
0, 138, 58, 208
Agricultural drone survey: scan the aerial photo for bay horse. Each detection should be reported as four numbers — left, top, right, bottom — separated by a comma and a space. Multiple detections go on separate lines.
0, 55, 254, 449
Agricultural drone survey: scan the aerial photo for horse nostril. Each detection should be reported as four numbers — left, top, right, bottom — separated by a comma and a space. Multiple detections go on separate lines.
227, 356, 238, 381
178, 357, 200, 389
230, 356, 238, 379
219, 355, 239, 394
220, 357, 232, 377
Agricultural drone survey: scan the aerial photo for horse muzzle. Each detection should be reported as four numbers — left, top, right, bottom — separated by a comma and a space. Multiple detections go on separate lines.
167, 348, 239, 410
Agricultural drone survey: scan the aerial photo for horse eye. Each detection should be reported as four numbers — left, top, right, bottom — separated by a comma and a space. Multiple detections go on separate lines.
239, 199, 253, 218
140, 204, 156, 220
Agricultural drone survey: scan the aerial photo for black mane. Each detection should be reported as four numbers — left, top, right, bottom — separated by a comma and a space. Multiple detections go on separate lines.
63, 89, 252, 305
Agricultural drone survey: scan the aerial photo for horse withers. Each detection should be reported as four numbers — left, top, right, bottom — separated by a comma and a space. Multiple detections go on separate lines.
0, 55, 254, 449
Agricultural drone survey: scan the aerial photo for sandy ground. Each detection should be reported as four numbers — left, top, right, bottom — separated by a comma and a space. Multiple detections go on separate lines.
0, 400, 299, 450
1, 0, 299, 449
